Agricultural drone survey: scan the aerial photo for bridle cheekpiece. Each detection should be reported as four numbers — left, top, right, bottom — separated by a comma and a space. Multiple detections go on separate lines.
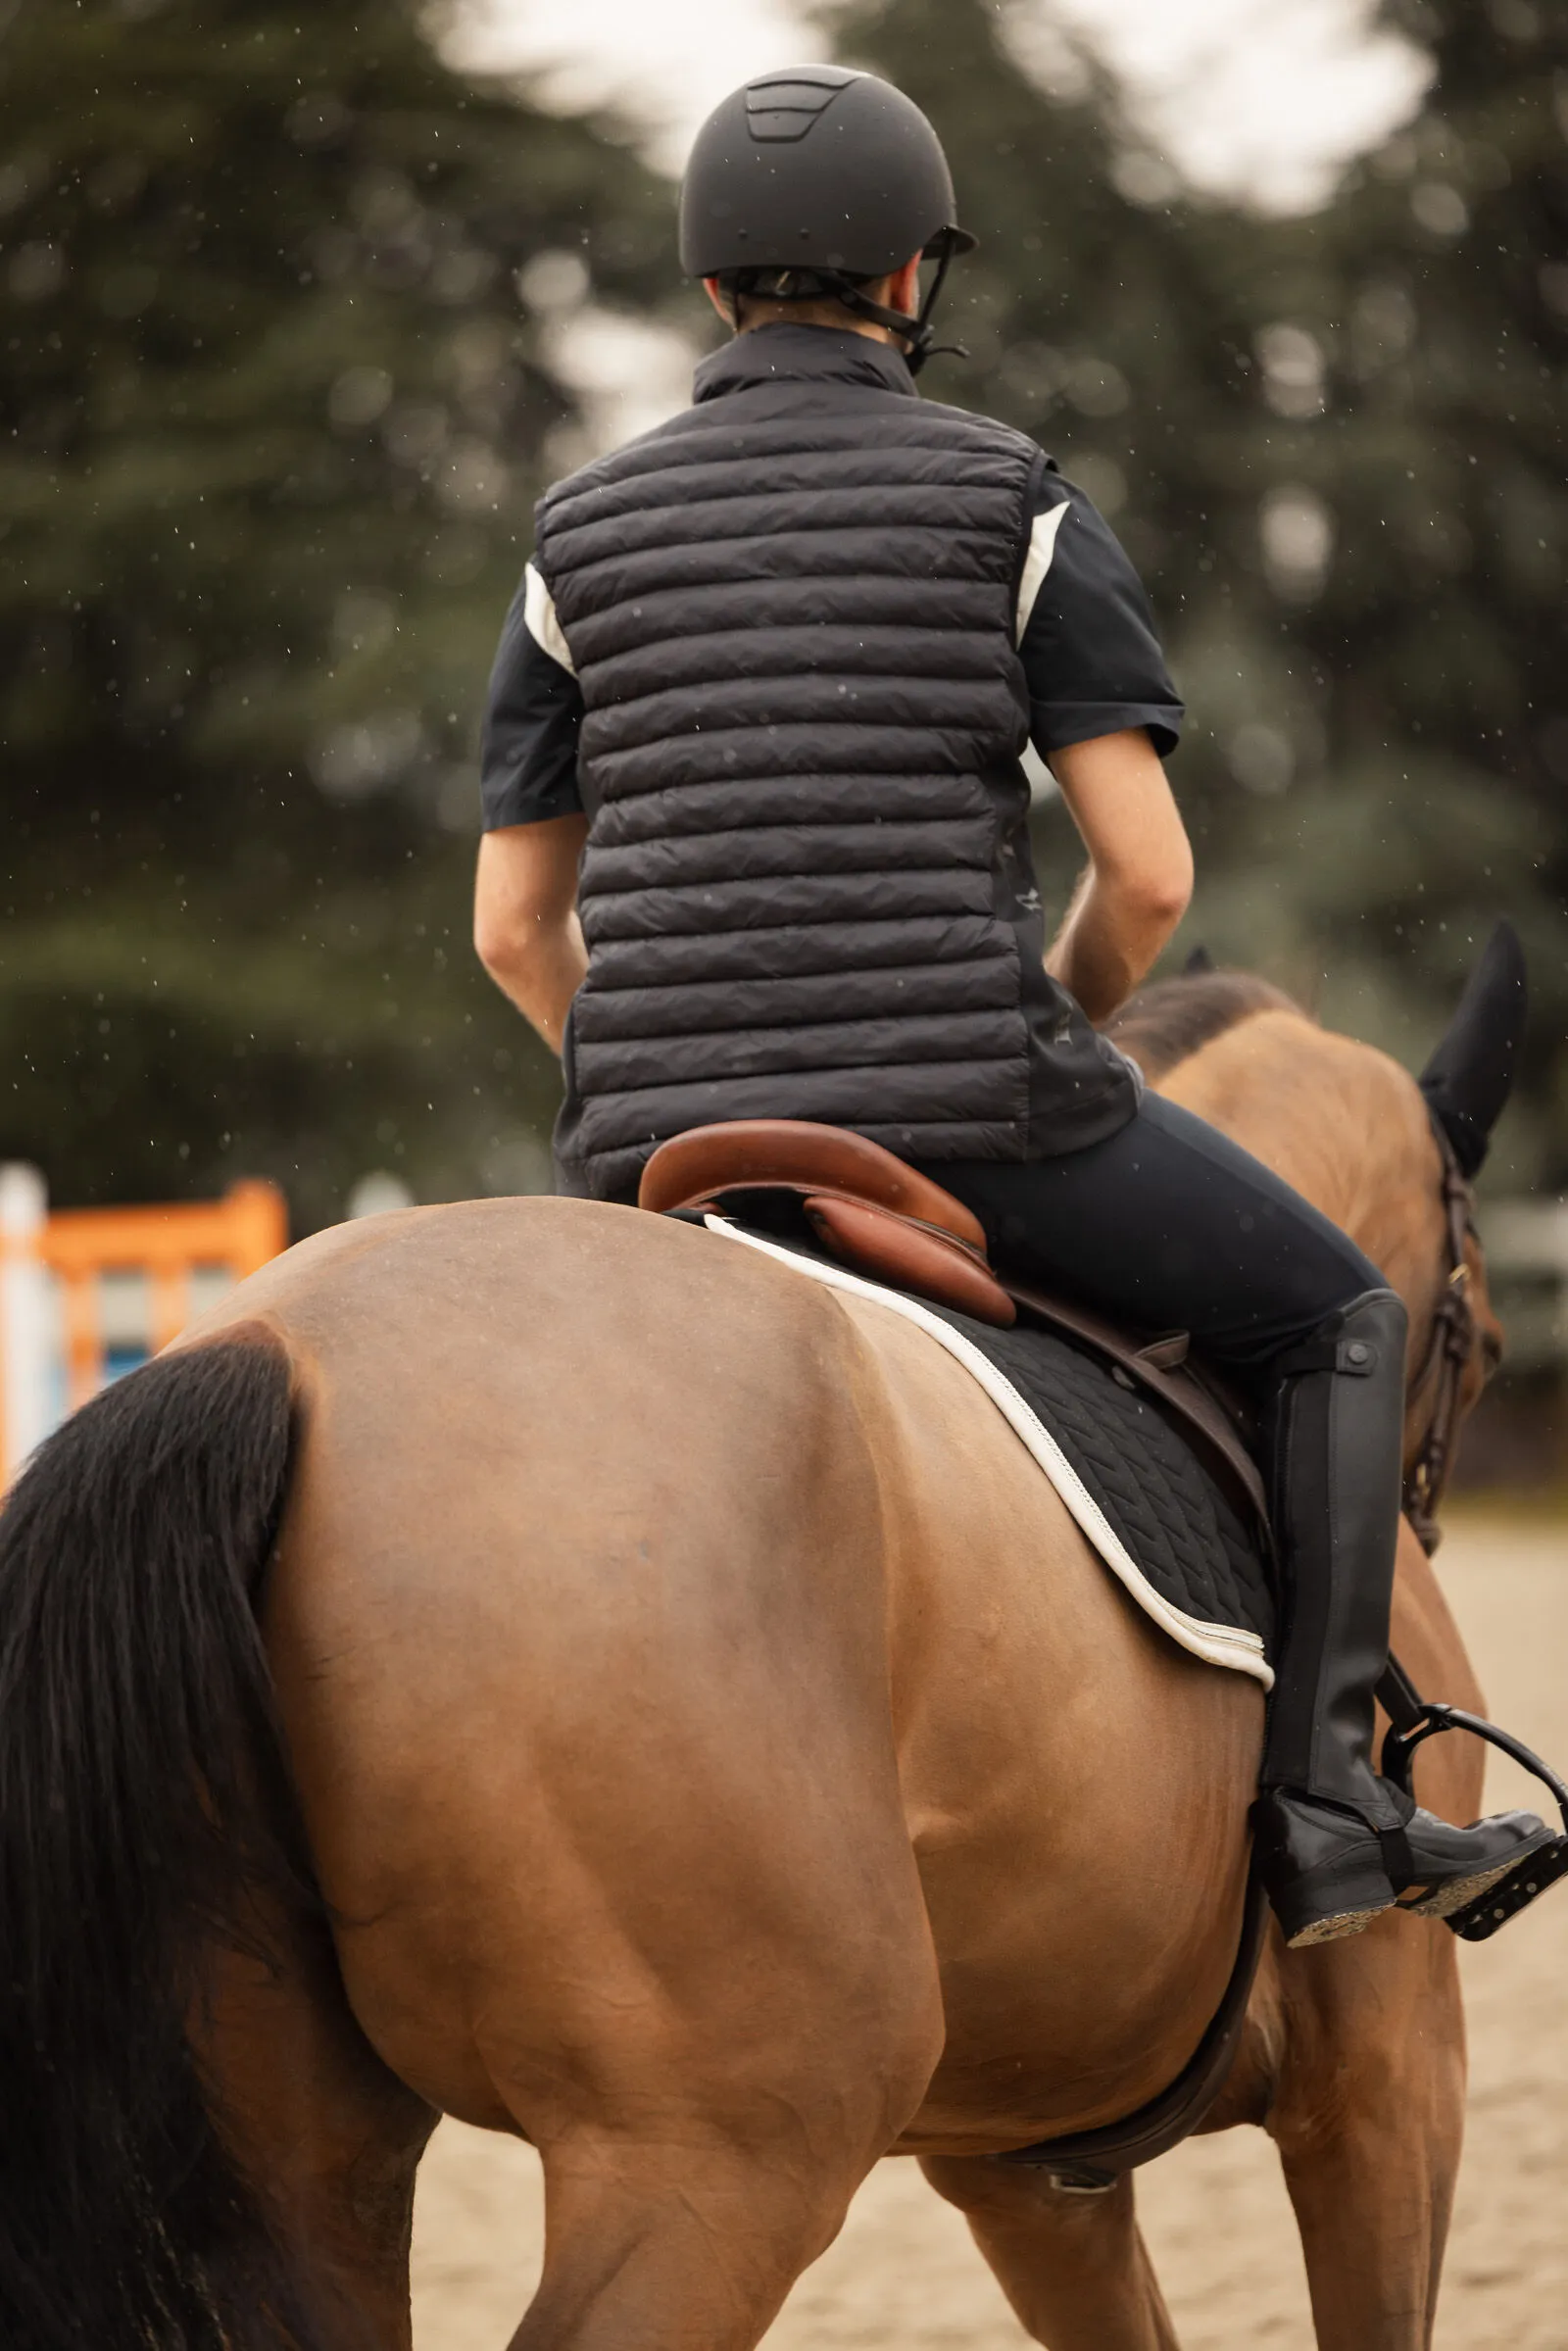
1401, 1118, 1482, 1557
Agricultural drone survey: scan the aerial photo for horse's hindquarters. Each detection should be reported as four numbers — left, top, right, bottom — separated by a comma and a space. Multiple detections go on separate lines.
244, 1200, 946, 2166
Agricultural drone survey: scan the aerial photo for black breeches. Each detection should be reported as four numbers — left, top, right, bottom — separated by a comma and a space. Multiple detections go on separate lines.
915, 1090, 1384, 1384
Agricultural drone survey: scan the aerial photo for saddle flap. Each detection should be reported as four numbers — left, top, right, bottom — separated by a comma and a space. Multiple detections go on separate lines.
804, 1197, 1016, 1330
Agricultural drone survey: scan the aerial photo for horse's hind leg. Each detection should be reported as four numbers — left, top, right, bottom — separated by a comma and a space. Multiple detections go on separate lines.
1269, 1918, 1464, 2350
195, 1906, 438, 2349
921, 2158, 1179, 2350
494, 1975, 942, 2349
477, 1904, 943, 2349
511, 2134, 874, 2350
433, 1769, 946, 2346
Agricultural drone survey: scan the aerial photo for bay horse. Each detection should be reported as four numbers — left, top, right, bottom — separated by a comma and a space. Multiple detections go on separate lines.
0, 956, 1517, 2351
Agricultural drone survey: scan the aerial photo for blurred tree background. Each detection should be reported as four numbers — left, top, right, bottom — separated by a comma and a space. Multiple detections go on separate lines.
832, 0, 1566, 1187
0, 0, 667, 1223
1, 0, 1563, 1233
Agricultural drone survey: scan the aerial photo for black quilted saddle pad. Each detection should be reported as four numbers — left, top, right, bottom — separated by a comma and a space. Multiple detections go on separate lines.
922, 1300, 1276, 1653
707, 1206, 1277, 1661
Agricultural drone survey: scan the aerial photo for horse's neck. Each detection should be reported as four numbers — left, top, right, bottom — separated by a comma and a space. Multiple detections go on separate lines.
1153, 1010, 1442, 1307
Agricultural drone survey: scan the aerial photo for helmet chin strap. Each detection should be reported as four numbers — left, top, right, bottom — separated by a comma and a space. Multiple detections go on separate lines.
729, 248, 966, 374
821, 248, 965, 373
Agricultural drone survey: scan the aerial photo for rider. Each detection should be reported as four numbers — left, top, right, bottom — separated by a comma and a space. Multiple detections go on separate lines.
474, 66, 1546, 1947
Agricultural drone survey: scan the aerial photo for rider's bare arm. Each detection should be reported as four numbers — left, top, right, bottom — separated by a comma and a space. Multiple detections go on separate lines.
473, 815, 589, 1057
1045, 728, 1194, 1023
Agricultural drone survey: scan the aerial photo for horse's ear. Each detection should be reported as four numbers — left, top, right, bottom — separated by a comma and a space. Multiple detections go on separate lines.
1417, 921, 1528, 1177
1183, 946, 1216, 977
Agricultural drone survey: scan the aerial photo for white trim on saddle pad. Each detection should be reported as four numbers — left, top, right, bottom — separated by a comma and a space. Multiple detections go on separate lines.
706, 1216, 1274, 1690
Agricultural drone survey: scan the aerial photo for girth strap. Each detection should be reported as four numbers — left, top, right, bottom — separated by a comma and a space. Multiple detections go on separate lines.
993, 1869, 1271, 2192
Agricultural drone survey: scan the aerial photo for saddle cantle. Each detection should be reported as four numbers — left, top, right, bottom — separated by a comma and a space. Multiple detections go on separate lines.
637, 1117, 1019, 1329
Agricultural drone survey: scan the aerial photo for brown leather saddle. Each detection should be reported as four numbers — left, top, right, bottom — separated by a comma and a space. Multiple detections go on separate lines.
639, 1117, 1269, 1541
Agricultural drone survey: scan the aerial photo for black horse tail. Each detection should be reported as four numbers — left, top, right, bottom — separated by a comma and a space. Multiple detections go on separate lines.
0, 1326, 318, 2351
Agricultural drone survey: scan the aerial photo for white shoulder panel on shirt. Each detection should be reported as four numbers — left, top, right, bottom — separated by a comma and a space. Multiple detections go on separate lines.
1014, 499, 1071, 645
523, 561, 576, 676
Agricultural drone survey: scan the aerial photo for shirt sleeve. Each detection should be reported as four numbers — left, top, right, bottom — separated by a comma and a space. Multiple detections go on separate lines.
1016, 474, 1184, 759
479, 562, 586, 830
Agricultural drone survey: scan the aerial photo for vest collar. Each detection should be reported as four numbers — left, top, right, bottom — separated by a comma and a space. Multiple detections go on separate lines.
692, 323, 918, 405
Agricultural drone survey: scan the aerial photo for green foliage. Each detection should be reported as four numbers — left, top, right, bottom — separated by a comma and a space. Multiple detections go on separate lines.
0, 0, 667, 1223
1265, 0, 1568, 1158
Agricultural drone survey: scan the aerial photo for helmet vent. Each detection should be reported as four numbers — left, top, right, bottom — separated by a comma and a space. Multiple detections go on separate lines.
745, 69, 857, 144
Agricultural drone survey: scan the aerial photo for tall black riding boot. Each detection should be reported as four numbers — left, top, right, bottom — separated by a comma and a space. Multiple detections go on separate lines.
1252, 1288, 1550, 1947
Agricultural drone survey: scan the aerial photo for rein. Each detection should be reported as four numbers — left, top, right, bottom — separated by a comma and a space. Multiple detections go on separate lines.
1401, 1118, 1480, 1557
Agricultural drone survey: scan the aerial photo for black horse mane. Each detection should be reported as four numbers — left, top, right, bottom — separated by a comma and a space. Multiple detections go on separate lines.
1105, 966, 1304, 1080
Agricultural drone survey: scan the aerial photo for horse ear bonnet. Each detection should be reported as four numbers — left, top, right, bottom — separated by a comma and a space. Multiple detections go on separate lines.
1417, 920, 1527, 1177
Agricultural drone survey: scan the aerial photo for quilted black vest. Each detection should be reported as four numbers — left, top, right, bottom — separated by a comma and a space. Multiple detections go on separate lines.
535, 325, 1136, 1202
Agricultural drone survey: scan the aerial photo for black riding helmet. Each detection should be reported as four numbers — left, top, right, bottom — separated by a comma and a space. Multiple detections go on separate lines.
678, 66, 976, 372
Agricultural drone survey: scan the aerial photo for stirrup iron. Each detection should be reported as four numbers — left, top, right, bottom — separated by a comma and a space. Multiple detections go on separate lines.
1379, 1681, 1568, 1941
